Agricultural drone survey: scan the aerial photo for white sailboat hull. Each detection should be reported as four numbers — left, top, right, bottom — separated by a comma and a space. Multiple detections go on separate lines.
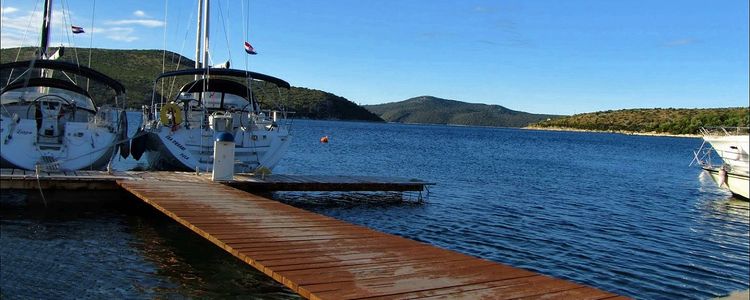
144, 123, 291, 173
0, 116, 118, 171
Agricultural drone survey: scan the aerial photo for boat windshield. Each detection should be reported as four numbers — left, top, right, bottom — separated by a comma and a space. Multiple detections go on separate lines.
0, 86, 96, 111
178, 91, 252, 111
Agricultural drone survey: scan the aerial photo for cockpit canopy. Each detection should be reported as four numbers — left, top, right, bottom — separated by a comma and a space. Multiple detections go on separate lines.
0, 60, 126, 111
178, 78, 257, 111
0, 78, 96, 111
153, 68, 290, 112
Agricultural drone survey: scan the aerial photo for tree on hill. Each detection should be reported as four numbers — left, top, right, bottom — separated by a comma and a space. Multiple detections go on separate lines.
529, 107, 750, 135
1, 47, 382, 122
364, 95, 559, 127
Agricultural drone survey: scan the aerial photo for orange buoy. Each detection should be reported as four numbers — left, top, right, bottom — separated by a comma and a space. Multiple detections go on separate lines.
320, 136, 329, 143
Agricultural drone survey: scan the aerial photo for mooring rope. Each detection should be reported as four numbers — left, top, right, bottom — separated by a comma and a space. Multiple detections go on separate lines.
34, 164, 48, 207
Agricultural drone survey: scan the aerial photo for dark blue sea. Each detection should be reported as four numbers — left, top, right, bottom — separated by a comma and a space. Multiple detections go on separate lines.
2, 118, 748, 299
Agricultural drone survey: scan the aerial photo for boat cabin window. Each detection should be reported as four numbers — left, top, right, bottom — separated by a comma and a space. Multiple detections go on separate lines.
0, 87, 96, 111
180, 91, 254, 111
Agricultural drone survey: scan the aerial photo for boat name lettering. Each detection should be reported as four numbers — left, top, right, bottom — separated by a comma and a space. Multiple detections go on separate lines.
16, 129, 32, 135
165, 135, 187, 151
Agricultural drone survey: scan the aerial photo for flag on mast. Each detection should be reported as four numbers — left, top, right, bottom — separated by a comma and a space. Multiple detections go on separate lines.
71, 25, 85, 34
244, 41, 257, 55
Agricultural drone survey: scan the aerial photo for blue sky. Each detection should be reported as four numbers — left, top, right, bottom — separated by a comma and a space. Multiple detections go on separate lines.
2, 0, 748, 114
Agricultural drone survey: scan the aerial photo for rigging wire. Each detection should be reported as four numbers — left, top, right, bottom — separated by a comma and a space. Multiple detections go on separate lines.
59, 0, 78, 63
60, 0, 81, 84
241, 0, 249, 71
167, 0, 198, 97
86, 0, 95, 91
6, 0, 42, 86
216, 0, 231, 66
161, 0, 169, 104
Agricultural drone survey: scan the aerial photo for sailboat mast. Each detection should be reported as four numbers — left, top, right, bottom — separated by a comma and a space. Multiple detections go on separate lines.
39, 0, 53, 59
194, 0, 203, 70
201, 0, 210, 69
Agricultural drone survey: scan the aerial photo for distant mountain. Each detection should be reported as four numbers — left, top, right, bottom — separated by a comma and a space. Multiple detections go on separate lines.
364, 96, 559, 127
0, 47, 382, 122
529, 107, 750, 135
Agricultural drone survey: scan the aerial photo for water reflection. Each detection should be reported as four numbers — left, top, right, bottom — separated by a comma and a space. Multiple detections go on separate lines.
126, 207, 300, 299
0, 192, 299, 299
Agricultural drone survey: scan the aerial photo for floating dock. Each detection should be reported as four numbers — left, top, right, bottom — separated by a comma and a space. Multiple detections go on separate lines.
1, 168, 625, 299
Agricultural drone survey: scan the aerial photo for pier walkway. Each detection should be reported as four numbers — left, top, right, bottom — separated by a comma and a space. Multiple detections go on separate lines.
117, 177, 623, 299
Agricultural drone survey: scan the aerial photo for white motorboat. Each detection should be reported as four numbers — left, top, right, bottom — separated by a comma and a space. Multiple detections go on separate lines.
0, 0, 127, 171
131, 0, 292, 173
694, 127, 750, 200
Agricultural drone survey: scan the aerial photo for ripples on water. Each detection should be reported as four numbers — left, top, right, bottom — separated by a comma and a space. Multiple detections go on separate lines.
275, 120, 749, 299
0, 191, 299, 299
1, 118, 748, 299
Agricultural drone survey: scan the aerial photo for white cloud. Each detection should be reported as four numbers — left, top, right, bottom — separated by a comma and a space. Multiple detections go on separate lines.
106, 19, 165, 28
91, 27, 138, 42
1, 7, 72, 48
3, 6, 19, 14
1, 7, 147, 47
133, 10, 146, 17
1, 32, 27, 48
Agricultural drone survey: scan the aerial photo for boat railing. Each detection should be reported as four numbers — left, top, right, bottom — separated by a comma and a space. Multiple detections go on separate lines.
147, 102, 297, 131
700, 126, 750, 136
692, 141, 750, 173
692, 140, 714, 168
252, 109, 295, 127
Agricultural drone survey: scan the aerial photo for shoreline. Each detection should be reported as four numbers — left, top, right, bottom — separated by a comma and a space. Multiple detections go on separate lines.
523, 126, 701, 138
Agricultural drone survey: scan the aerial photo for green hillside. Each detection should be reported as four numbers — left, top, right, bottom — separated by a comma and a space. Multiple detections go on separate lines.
529, 107, 750, 135
0, 47, 382, 122
364, 96, 559, 127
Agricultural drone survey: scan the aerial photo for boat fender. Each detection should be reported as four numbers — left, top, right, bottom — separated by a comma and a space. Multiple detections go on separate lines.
130, 128, 147, 161
118, 110, 130, 159
160, 103, 183, 126
718, 166, 728, 187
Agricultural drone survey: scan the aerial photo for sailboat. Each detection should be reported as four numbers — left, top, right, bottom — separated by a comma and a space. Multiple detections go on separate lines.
132, 0, 292, 173
694, 127, 750, 200
0, 0, 128, 171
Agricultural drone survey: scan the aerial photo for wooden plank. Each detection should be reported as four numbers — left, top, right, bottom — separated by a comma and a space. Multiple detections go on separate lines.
116, 178, 622, 300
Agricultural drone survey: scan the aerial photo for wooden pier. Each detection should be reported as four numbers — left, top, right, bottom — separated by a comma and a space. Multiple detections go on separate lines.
0, 168, 433, 192
1, 168, 625, 299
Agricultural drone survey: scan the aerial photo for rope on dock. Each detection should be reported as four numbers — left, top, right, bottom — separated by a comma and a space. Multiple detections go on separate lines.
34, 164, 48, 207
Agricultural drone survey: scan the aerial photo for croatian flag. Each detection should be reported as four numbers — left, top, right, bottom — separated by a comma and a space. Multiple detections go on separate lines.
244, 41, 257, 55
71, 25, 85, 34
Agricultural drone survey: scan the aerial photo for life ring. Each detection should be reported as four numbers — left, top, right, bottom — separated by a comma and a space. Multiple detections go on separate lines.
160, 103, 182, 126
